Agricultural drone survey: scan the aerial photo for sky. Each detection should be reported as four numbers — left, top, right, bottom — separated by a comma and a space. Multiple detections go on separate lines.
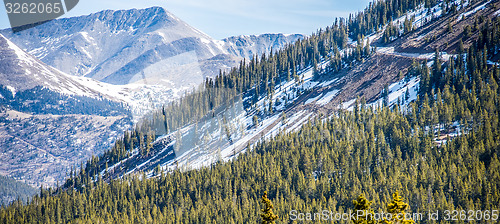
0, 0, 371, 39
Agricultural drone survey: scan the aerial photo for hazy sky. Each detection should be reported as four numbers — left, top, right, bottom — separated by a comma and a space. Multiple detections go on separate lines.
0, 0, 370, 39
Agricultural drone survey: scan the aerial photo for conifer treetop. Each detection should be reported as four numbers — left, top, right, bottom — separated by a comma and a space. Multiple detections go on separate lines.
261, 191, 278, 224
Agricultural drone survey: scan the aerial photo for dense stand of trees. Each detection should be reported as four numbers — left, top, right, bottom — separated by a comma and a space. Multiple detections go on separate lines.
380, 0, 481, 43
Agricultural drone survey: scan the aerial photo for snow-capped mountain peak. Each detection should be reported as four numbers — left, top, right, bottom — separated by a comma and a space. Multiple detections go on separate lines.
1, 7, 303, 89
1, 7, 223, 82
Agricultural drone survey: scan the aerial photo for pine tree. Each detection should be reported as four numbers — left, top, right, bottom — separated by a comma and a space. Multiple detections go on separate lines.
382, 191, 414, 224
260, 191, 278, 224
383, 84, 390, 107
253, 115, 259, 127
162, 107, 169, 134
352, 194, 376, 224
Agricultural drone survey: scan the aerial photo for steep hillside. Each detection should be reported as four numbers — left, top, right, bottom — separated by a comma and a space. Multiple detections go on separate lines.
0, 33, 134, 188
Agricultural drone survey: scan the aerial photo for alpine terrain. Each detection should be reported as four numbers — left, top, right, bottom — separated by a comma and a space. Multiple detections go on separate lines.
1, 0, 500, 223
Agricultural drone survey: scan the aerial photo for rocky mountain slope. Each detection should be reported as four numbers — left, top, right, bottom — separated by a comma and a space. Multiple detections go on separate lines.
0, 33, 133, 188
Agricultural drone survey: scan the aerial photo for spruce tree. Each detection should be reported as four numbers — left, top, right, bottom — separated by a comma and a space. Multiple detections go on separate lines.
352, 194, 376, 224
260, 191, 278, 224
382, 191, 414, 224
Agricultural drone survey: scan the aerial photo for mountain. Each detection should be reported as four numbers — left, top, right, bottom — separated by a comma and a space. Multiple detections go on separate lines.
0, 8, 303, 190
0, 32, 171, 117
0, 7, 225, 86
1, 7, 303, 88
0, 33, 134, 188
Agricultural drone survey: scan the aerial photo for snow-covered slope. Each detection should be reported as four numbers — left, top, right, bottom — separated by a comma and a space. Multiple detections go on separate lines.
0, 33, 111, 98
1, 7, 302, 88
222, 34, 304, 59
107, 61, 337, 176
1, 33, 183, 121
1, 7, 228, 86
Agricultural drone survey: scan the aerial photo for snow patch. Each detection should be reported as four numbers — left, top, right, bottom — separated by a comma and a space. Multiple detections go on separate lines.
5, 86, 16, 97
305, 94, 322, 104
487, 60, 499, 66
456, 0, 490, 22
370, 76, 420, 108
316, 89, 339, 106
494, 9, 500, 16
319, 78, 339, 87
342, 99, 356, 111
